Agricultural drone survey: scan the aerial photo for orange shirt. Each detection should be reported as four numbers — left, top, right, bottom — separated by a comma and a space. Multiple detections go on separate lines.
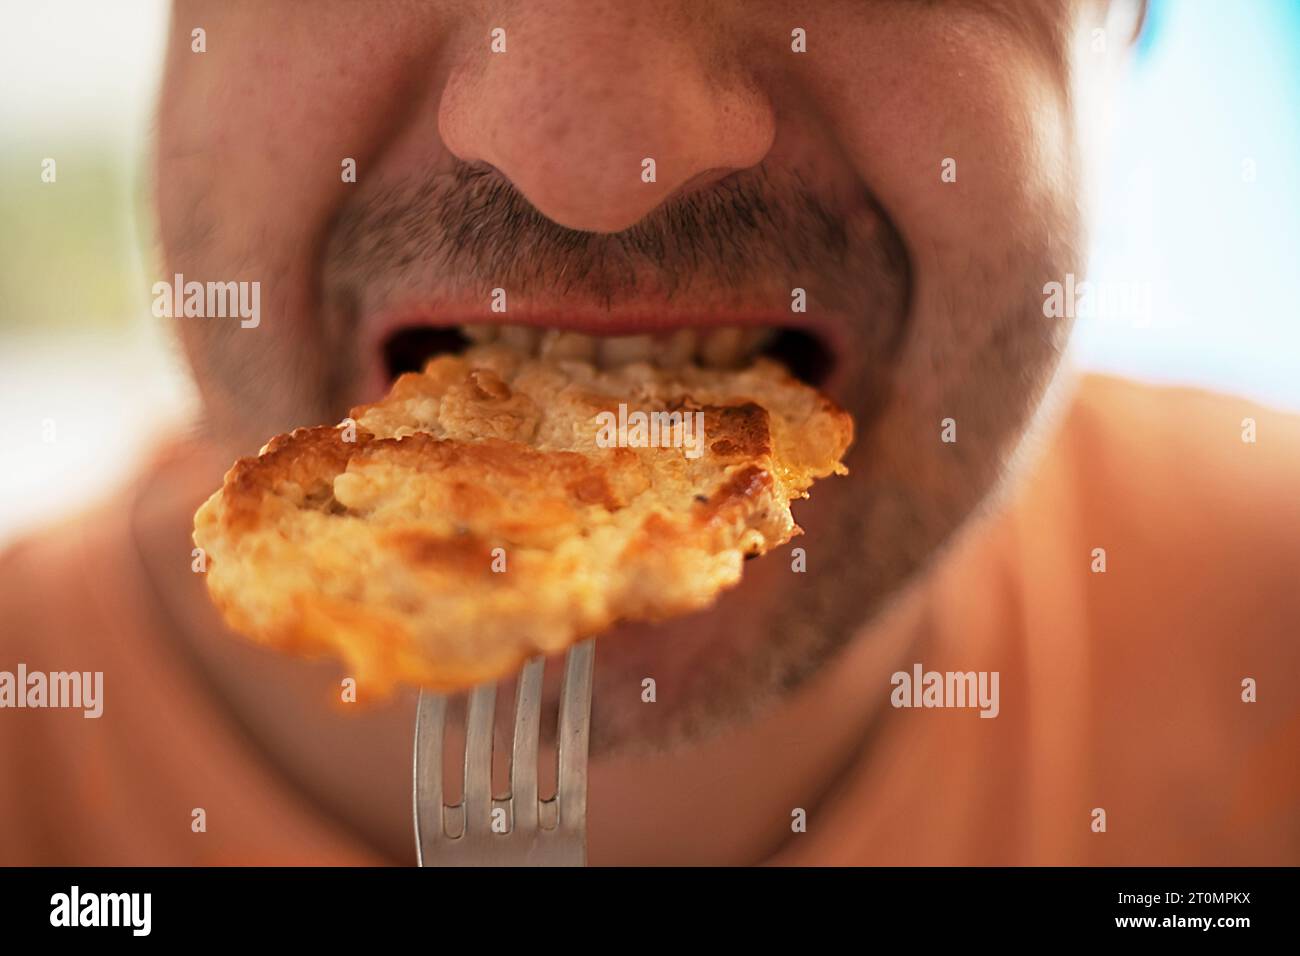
1, 373, 1297, 865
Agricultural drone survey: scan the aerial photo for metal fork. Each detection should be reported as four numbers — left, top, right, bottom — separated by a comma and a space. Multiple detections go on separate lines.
413, 640, 595, 866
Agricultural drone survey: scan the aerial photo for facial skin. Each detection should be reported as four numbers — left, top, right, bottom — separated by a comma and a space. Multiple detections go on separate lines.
156, 0, 1137, 755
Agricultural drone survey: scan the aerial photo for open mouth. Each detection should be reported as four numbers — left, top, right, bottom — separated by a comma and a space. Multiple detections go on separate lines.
381, 324, 835, 387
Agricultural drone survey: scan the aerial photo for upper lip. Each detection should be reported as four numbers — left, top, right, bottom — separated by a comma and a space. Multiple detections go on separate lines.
323, 160, 901, 408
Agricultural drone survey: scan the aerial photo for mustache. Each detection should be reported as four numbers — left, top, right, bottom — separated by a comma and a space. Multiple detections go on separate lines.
323, 159, 873, 307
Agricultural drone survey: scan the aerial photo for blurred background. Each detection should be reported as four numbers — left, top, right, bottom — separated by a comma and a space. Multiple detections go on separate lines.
1, 0, 1298, 544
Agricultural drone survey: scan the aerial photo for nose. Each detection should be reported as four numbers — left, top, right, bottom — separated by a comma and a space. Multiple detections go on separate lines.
438, 6, 775, 233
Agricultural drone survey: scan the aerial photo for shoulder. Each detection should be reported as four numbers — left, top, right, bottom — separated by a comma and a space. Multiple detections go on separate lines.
0, 507, 109, 656
1069, 373, 1300, 507
1063, 374, 1300, 608
1047, 374, 1300, 862
1061, 370, 1300, 641
0, 498, 139, 862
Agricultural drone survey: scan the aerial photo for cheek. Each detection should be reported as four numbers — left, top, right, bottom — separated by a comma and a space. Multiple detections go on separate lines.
155, 1, 459, 441
803, 15, 1081, 289
790, 11, 1085, 521
156, 2, 451, 303
797, 11, 1083, 377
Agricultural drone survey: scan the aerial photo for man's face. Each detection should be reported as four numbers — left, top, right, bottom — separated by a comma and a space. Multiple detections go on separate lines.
157, 0, 1127, 749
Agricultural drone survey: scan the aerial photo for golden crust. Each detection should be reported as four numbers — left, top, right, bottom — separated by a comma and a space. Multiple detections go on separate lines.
193, 344, 852, 692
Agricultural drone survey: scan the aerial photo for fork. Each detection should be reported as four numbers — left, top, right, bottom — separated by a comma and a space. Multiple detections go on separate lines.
413, 640, 595, 866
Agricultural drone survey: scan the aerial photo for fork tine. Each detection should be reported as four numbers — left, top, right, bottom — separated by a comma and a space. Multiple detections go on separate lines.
462, 683, 497, 835
510, 657, 545, 831
556, 639, 595, 832
414, 643, 595, 865
413, 690, 447, 864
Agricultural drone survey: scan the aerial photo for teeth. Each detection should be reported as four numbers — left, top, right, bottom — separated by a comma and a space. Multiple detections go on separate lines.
538, 329, 597, 361
740, 326, 777, 354
699, 328, 745, 368
656, 329, 697, 369
597, 334, 655, 367
498, 325, 539, 352
458, 324, 775, 371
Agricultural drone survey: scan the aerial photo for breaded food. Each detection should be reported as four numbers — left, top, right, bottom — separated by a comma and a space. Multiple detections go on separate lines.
193, 344, 852, 691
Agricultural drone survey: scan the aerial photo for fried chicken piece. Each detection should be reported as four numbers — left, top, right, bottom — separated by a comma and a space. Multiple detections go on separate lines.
193, 344, 852, 692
